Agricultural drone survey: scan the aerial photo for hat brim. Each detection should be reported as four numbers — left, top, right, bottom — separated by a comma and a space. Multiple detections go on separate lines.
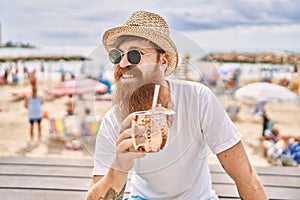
102, 26, 178, 76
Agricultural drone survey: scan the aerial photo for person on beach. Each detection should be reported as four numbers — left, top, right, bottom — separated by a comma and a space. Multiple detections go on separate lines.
87, 11, 267, 200
262, 110, 272, 136
24, 86, 43, 142
262, 124, 300, 166
28, 69, 37, 87
64, 94, 74, 116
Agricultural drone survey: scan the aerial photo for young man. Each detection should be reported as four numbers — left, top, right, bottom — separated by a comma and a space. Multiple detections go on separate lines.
24, 86, 43, 142
87, 11, 267, 200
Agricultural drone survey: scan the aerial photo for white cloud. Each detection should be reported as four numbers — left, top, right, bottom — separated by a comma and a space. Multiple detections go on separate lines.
0, 0, 299, 51
185, 24, 300, 52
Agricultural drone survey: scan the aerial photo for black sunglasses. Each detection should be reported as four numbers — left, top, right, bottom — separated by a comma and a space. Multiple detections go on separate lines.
108, 49, 147, 65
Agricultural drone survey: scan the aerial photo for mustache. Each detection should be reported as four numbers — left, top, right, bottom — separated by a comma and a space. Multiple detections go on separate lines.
114, 66, 142, 82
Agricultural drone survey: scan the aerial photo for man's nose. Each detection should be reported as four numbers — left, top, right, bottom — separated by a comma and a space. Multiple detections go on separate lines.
119, 54, 130, 68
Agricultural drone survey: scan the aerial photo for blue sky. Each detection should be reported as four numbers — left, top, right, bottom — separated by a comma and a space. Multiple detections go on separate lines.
1, 0, 300, 52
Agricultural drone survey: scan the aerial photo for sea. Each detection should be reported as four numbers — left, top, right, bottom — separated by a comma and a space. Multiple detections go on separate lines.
0, 45, 114, 83
0, 44, 298, 85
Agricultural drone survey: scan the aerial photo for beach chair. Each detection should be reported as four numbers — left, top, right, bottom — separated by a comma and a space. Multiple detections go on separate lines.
48, 116, 72, 139
82, 116, 101, 136
48, 115, 79, 152
80, 116, 101, 153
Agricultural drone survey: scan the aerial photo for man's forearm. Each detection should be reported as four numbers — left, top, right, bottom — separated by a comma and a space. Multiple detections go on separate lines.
217, 142, 268, 199
97, 184, 126, 200
86, 167, 128, 200
236, 168, 268, 200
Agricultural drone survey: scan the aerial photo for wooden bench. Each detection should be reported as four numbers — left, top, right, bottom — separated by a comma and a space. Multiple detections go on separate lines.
0, 157, 299, 200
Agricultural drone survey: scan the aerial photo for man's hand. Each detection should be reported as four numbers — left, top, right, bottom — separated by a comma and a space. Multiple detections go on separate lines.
87, 114, 146, 200
113, 113, 146, 172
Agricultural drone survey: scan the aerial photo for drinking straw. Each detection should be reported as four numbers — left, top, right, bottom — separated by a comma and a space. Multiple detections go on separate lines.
151, 84, 160, 112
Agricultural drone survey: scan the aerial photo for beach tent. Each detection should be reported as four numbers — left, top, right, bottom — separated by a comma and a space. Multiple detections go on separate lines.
47, 78, 108, 98
234, 82, 299, 102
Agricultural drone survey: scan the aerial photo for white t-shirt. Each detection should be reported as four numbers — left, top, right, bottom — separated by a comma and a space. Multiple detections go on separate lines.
93, 79, 241, 200
28, 96, 42, 119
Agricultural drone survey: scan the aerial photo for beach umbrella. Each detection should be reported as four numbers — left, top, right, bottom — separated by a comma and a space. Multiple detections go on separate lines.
217, 64, 239, 75
47, 78, 108, 98
234, 82, 299, 102
11, 88, 32, 100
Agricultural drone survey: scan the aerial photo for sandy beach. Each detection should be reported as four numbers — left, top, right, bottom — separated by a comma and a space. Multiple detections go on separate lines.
0, 80, 113, 158
0, 78, 299, 167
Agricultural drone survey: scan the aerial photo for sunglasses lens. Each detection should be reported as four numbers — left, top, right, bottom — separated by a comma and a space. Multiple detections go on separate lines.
109, 49, 122, 64
127, 50, 141, 64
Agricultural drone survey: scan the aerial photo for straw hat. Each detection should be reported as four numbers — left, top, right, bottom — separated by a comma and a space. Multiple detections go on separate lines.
102, 10, 178, 75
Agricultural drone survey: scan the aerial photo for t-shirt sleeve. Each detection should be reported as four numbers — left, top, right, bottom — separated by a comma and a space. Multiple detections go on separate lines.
199, 87, 242, 154
92, 107, 120, 175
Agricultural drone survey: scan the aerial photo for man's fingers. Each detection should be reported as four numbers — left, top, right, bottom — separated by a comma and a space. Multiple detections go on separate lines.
126, 151, 146, 159
112, 151, 145, 172
118, 138, 135, 151
120, 113, 136, 132
117, 139, 146, 161
117, 129, 132, 146
118, 150, 146, 159
117, 138, 146, 156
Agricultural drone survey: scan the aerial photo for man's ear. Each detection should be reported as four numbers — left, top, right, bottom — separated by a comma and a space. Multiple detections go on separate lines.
159, 54, 168, 66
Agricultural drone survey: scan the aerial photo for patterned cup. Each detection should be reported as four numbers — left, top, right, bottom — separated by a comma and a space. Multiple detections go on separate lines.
131, 108, 175, 152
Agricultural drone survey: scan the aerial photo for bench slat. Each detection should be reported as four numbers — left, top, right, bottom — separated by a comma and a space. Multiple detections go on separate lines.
211, 173, 300, 188
0, 157, 93, 167
0, 189, 86, 200
0, 176, 90, 191
0, 165, 92, 178
213, 183, 300, 200
1, 157, 300, 200
210, 164, 300, 177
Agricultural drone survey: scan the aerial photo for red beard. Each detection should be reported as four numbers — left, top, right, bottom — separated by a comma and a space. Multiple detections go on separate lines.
129, 83, 169, 113
113, 64, 168, 120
